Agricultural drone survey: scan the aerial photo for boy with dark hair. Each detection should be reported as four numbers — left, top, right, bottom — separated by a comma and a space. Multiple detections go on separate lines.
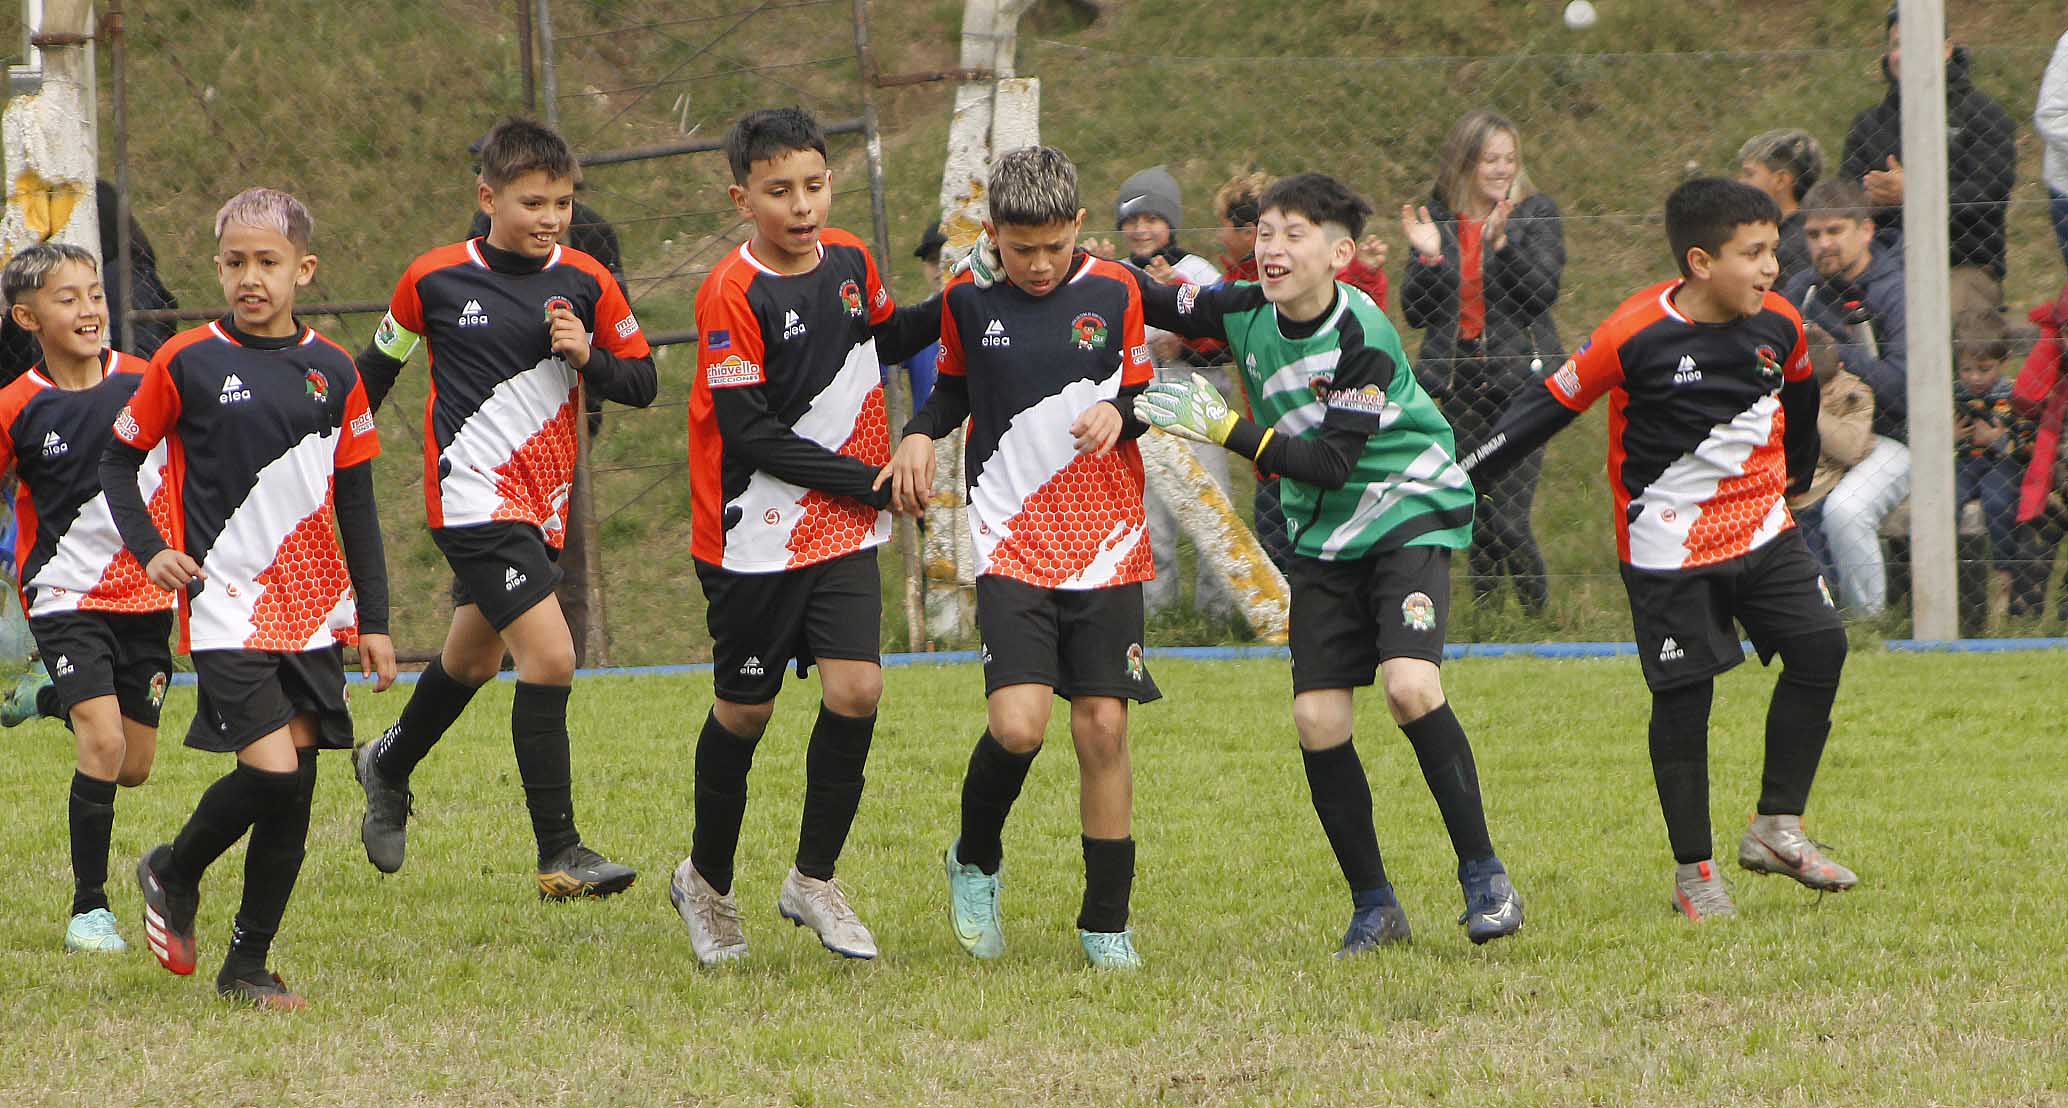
671, 106, 939, 965
1467, 177, 1856, 920
890, 144, 1158, 970
105, 187, 396, 1007
1126, 171, 1523, 954
351, 116, 657, 899
0, 244, 174, 955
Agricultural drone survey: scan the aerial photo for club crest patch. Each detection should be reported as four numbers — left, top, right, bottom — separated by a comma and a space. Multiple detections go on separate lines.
1401, 591, 1436, 632
840, 279, 864, 317
304, 368, 329, 403
1126, 642, 1145, 681
542, 295, 574, 321
1071, 312, 1109, 351
147, 671, 169, 709
1756, 344, 1783, 380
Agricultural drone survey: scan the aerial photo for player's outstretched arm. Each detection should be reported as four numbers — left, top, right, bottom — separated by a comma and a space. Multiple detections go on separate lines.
99, 437, 191, 589
873, 291, 945, 365
888, 371, 973, 515
713, 386, 889, 508
1461, 383, 1581, 486
334, 462, 396, 691
1115, 260, 1239, 342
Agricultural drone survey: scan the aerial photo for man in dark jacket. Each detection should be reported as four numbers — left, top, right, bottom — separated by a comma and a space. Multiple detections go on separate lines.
1839, 8, 2016, 317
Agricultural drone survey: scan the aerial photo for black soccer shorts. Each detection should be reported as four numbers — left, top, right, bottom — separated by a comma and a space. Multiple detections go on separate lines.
186, 646, 354, 753
1619, 525, 1845, 693
697, 547, 882, 705
975, 575, 1160, 702
27, 610, 175, 726
1287, 545, 1452, 693
434, 522, 564, 631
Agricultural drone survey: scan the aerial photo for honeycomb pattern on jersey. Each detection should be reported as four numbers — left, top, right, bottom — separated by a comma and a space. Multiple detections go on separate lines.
247, 493, 356, 649
80, 471, 180, 614
488, 392, 578, 548
785, 383, 890, 568
1680, 418, 1788, 569
983, 448, 1153, 588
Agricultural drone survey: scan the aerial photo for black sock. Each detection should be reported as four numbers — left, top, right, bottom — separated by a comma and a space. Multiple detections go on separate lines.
37, 684, 63, 721
690, 710, 759, 895
372, 659, 482, 780
795, 704, 874, 881
68, 771, 118, 916
170, 762, 296, 889
1399, 702, 1495, 866
1759, 630, 1847, 816
957, 730, 1038, 875
512, 682, 579, 864
225, 749, 316, 979
1302, 740, 1388, 894
1649, 679, 1716, 865
1077, 835, 1136, 933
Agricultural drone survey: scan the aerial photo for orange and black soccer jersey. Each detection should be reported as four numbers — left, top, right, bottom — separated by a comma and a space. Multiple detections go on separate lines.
909, 253, 1155, 590
690, 228, 935, 573
1535, 282, 1813, 571
0, 350, 174, 618
111, 320, 380, 652
380, 239, 652, 547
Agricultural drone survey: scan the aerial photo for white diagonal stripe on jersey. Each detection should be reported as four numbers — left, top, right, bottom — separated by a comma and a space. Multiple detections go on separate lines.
719, 336, 890, 571
1625, 394, 1780, 570
28, 442, 170, 617
438, 358, 580, 530
967, 363, 1132, 585
1317, 443, 1469, 558
1259, 349, 1341, 401
189, 430, 349, 651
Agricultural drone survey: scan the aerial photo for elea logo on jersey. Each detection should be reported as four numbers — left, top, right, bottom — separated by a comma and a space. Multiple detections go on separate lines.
1071, 313, 1109, 351
41, 431, 67, 457
219, 374, 252, 404
458, 299, 490, 328
839, 279, 864, 318
982, 319, 1010, 348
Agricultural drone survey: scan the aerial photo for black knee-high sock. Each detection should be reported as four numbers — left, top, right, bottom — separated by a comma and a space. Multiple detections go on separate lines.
690, 710, 759, 895
1078, 835, 1135, 933
957, 730, 1038, 875
795, 704, 874, 880
170, 762, 296, 889
1302, 740, 1388, 894
68, 771, 118, 916
225, 749, 316, 979
1760, 630, 1847, 816
371, 659, 482, 780
511, 682, 579, 863
1400, 703, 1496, 866
1649, 679, 1716, 865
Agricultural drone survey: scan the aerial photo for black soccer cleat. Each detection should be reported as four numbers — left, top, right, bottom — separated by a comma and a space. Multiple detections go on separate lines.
216, 964, 307, 1011
1335, 884, 1412, 958
537, 843, 637, 900
1458, 856, 1524, 944
136, 844, 199, 976
354, 740, 412, 874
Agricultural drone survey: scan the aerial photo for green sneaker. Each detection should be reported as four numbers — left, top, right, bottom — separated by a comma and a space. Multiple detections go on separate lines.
1078, 928, 1142, 970
2, 661, 51, 727
64, 907, 128, 954
944, 840, 1004, 960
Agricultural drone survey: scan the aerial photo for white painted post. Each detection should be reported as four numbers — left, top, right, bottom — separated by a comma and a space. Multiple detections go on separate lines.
1899, 0, 1956, 641
1137, 434, 1290, 642
1, 0, 100, 266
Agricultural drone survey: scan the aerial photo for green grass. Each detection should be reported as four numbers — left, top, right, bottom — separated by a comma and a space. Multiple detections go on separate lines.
2, 651, 2064, 1104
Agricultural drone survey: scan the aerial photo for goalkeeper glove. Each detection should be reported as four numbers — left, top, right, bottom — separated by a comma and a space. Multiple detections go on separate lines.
949, 231, 1003, 289
1135, 372, 1239, 446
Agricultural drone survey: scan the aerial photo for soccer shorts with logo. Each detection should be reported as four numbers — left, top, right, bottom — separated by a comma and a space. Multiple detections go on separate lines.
27, 611, 175, 726
697, 547, 881, 705
1618, 525, 1844, 693
434, 522, 564, 631
975, 575, 1161, 702
1287, 545, 1451, 693
186, 647, 354, 753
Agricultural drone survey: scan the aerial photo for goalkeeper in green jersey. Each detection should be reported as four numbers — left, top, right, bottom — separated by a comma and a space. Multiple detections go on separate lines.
1127, 173, 1524, 952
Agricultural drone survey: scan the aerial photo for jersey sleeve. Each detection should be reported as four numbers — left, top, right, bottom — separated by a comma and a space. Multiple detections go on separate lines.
1783, 313, 1812, 383
936, 284, 968, 379
695, 281, 769, 391
591, 267, 652, 359
335, 374, 381, 467
113, 351, 184, 451
864, 245, 894, 327
1546, 329, 1624, 412
1120, 275, 1153, 387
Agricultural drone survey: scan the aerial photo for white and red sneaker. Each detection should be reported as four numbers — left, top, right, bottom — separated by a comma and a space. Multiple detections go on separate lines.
1738, 814, 1858, 891
135, 844, 198, 975
1672, 860, 1736, 921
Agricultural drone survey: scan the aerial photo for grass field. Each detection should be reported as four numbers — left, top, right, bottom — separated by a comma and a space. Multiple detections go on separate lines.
2, 651, 2063, 1105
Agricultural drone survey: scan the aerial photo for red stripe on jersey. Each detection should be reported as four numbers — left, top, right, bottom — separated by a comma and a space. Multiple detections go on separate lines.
1678, 409, 1790, 568
783, 382, 889, 567
247, 493, 355, 649
983, 447, 1152, 588
489, 394, 580, 545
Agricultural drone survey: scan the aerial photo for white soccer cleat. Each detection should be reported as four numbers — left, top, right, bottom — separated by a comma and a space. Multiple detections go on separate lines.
777, 868, 878, 960
669, 857, 747, 966
1738, 814, 1858, 891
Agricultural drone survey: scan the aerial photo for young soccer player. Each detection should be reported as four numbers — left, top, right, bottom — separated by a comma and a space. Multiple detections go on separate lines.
670, 107, 940, 965
0, 244, 174, 954
105, 187, 396, 1007
1119, 172, 1524, 954
351, 117, 656, 898
1466, 177, 1855, 920
888, 145, 1158, 971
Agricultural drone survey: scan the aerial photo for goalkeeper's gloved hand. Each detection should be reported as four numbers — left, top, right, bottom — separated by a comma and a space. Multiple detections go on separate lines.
949, 230, 1003, 289
1134, 372, 1238, 446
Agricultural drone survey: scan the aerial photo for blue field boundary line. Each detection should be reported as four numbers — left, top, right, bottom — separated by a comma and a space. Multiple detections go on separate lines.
155, 635, 2068, 686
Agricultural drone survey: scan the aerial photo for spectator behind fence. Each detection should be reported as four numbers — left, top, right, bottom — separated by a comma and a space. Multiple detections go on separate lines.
2009, 283, 2068, 618
1787, 322, 1877, 585
1840, 5, 2017, 319
1400, 110, 1565, 617
880, 220, 944, 409
2037, 29, 2068, 273
1951, 309, 2029, 617
1736, 129, 1825, 289
1785, 179, 1909, 616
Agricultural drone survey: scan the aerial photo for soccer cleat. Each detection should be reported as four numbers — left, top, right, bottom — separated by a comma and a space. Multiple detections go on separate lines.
536, 843, 637, 900
64, 908, 128, 954
1672, 860, 1737, 921
353, 741, 412, 874
778, 868, 878, 960
668, 857, 747, 966
216, 966, 308, 1012
1457, 857, 1524, 944
1, 660, 50, 727
135, 844, 198, 975
944, 840, 1005, 960
1078, 928, 1143, 970
1738, 814, 1858, 891
1335, 885, 1412, 958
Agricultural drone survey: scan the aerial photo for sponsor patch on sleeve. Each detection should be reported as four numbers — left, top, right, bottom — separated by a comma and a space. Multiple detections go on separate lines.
1326, 383, 1388, 415
1176, 283, 1200, 315
616, 315, 641, 340
113, 405, 141, 443
873, 286, 890, 309
351, 411, 377, 437
1551, 360, 1582, 399
1129, 343, 1152, 367
706, 354, 764, 389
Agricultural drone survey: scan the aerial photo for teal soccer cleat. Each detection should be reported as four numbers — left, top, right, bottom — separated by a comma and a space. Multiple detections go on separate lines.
944, 840, 1005, 960
1078, 928, 1143, 971
2, 660, 51, 727
64, 908, 127, 954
